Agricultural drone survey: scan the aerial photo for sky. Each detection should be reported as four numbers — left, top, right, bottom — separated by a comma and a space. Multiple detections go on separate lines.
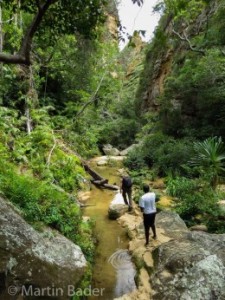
117, 0, 160, 48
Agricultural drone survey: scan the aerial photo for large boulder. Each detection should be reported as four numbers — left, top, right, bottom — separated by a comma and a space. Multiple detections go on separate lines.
116, 210, 225, 300
102, 144, 120, 156
108, 192, 128, 220
151, 212, 225, 300
0, 197, 87, 300
108, 204, 128, 220
155, 210, 188, 239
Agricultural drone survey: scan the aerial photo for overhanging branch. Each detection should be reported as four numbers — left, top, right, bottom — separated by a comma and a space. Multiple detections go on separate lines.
0, 0, 57, 65
172, 28, 205, 55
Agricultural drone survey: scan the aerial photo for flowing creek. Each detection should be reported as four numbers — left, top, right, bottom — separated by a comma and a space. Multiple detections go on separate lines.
83, 161, 136, 300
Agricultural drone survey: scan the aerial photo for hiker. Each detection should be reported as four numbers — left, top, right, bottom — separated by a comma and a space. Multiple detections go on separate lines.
120, 175, 133, 211
139, 184, 157, 246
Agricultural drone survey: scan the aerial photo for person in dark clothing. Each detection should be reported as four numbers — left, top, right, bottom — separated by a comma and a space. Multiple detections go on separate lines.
139, 184, 157, 246
120, 175, 133, 211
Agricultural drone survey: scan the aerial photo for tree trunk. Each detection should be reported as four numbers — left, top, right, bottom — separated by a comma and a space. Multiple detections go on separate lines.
25, 107, 32, 135
0, 5, 3, 53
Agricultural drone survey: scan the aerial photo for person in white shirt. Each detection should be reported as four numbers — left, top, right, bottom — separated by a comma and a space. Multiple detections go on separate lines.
139, 184, 157, 246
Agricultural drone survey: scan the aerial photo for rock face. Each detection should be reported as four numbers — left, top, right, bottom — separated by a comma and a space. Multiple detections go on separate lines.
0, 197, 87, 300
117, 210, 225, 300
151, 212, 225, 300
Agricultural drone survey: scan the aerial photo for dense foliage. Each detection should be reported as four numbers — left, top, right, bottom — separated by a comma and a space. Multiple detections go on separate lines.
0, 0, 149, 292
124, 0, 225, 232
0, 0, 130, 291
1, 0, 225, 289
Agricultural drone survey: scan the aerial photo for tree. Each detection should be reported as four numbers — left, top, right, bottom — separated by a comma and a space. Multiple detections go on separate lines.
0, 0, 106, 65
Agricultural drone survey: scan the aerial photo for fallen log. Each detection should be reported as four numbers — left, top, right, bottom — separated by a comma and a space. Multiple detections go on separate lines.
92, 182, 119, 190
102, 183, 119, 191
83, 162, 120, 190
83, 163, 103, 181
91, 179, 109, 185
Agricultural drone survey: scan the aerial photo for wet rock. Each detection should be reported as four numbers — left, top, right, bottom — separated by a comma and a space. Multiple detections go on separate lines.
116, 209, 225, 300
0, 197, 86, 300
82, 216, 91, 223
77, 191, 91, 203
108, 192, 129, 220
108, 204, 128, 220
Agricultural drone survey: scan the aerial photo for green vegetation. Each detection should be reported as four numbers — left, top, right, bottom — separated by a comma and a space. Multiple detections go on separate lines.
0, 0, 125, 292
124, 0, 225, 233
2, 0, 225, 292
191, 137, 225, 189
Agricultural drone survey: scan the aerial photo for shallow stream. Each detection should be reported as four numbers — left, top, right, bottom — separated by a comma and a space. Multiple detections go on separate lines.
84, 162, 136, 300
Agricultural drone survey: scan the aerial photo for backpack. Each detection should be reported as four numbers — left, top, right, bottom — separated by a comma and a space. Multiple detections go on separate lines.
122, 176, 132, 188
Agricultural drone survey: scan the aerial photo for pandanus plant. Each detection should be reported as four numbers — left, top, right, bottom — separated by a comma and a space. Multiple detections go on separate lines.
191, 136, 225, 189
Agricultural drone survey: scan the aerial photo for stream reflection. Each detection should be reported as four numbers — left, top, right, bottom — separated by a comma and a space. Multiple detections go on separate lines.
108, 249, 137, 297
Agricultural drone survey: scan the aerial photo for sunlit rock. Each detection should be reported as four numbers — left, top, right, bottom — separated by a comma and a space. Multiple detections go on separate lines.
97, 159, 108, 166
108, 192, 128, 220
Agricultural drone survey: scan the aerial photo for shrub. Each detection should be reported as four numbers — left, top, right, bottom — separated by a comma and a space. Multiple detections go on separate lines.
166, 176, 222, 228
124, 147, 146, 171
166, 176, 198, 199
98, 118, 140, 150
190, 136, 225, 189
0, 162, 81, 240
153, 139, 195, 176
125, 134, 195, 177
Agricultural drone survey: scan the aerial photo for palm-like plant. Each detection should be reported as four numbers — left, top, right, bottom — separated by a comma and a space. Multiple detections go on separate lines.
191, 137, 225, 189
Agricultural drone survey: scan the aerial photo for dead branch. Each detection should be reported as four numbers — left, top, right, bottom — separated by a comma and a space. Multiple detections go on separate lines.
0, 0, 57, 65
172, 28, 205, 54
46, 132, 57, 167
0, 17, 14, 24
74, 72, 106, 119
